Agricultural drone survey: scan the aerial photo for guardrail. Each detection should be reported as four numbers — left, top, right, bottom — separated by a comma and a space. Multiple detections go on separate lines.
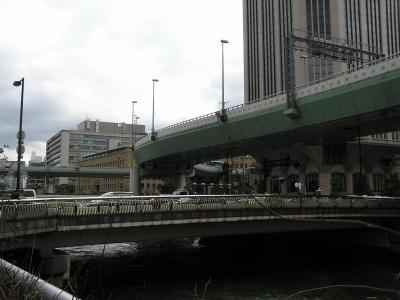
296, 51, 400, 90
1, 194, 399, 223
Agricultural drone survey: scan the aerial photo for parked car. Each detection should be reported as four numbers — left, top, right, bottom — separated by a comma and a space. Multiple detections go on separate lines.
1, 189, 37, 199
99, 192, 136, 197
87, 191, 136, 205
172, 189, 189, 195
21, 189, 37, 199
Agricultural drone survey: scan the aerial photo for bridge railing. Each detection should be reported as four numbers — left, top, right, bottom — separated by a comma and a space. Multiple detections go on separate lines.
0, 194, 399, 222
296, 51, 400, 90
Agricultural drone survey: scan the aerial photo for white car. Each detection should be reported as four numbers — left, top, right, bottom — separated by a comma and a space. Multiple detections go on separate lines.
87, 191, 136, 205
99, 192, 136, 197
172, 189, 189, 195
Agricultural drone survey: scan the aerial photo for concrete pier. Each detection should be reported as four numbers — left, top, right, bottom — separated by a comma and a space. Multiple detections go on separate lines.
39, 249, 70, 287
130, 165, 140, 195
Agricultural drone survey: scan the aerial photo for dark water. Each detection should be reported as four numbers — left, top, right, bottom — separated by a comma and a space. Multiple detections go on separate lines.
65, 233, 400, 300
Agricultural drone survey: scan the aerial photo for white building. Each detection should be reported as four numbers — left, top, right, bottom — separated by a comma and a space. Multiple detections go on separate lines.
46, 119, 146, 193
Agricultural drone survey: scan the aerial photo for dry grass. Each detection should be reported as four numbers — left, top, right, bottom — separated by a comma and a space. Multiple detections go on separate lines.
0, 263, 42, 300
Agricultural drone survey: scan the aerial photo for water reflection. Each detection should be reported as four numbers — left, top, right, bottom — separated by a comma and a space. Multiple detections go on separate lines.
64, 233, 400, 300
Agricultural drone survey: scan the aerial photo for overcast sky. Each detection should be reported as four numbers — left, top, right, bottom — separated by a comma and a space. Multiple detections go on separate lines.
0, 0, 244, 162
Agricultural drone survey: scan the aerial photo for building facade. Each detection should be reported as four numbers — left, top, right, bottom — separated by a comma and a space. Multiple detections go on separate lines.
76, 146, 133, 194
243, 0, 400, 102
76, 146, 164, 195
243, 0, 400, 195
46, 119, 146, 193
26, 152, 46, 194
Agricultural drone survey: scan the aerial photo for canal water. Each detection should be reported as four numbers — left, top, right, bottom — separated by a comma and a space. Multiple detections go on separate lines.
65, 233, 400, 300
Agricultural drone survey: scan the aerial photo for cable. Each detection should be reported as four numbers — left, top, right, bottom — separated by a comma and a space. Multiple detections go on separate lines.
285, 284, 400, 299
254, 198, 400, 238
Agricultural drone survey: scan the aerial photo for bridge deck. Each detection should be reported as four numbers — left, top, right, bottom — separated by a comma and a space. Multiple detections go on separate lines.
134, 53, 400, 165
1, 195, 399, 251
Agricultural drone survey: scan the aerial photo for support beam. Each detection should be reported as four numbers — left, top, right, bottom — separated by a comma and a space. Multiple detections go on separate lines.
130, 165, 141, 195
40, 254, 70, 287
47, 179, 55, 194
177, 173, 186, 190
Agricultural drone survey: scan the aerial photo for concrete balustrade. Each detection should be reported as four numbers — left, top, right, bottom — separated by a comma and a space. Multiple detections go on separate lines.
0, 194, 398, 292
0, 195, 399, 232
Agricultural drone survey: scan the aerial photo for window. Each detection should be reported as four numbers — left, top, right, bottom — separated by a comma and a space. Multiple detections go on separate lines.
270, 176, 282, 194
287, 175, 299, 193
373, 174, 384, 193
352, 173, 370, 195
306, 173, 319, 193
331, 172, 346, 194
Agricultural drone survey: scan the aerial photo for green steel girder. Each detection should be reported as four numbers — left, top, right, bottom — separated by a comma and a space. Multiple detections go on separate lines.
0, 166, 131, 178
135, 68, 400, 166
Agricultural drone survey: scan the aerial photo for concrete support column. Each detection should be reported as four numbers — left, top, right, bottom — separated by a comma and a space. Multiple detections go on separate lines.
208, 183, 214, 195
39, 250, 70, 287
346, 172, 353, 194
199, 183, 206, 194
130, 165, 140, 195
178, 173, 186, 190
47, 178, 55, 194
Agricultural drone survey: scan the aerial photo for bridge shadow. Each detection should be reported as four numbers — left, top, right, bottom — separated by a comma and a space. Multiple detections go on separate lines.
63, 232, 400, 300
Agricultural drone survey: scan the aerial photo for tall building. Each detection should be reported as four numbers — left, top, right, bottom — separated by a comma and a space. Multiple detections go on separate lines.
242, 0, 400, 195
26, 151, 46, 193
243, 0, 400, 102
46, 119, 146, 193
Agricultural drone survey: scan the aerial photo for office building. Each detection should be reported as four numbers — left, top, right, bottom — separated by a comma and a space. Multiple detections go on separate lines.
46, 119, 146, 193
26, 151, 46, 193
242, 0, 400, 195
243, 0, 400, 102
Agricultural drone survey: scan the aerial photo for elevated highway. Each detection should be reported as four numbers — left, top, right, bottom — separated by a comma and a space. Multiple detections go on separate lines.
0, 165, 130, 178
134, 53, 400, 168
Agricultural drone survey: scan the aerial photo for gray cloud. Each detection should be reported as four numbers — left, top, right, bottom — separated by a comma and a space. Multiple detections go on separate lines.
0, 0, 244, 160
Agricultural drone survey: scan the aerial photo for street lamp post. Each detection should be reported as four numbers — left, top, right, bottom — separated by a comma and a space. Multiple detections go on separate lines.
357, 126, 363, 194
344, 125, 363, 195
13, 78, 25, 197
131, 100, 137, 149
134, 116, 140, 142
151, 79, 159, 141
220, 39, 229, 121
300, 54, 307, 85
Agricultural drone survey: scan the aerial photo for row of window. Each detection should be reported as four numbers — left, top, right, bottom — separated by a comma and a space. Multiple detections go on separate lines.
78, 178, 127, 183
82, 159, 128, 168
371, 131, 400, 140
271, 172, 393, 193
76, 181, 161, 194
